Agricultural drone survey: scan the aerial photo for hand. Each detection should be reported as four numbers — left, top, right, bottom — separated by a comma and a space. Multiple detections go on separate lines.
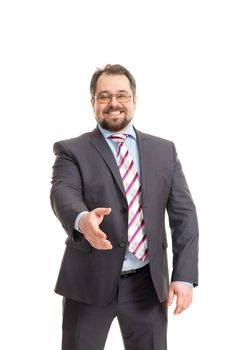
167, 282, 193, 315
79, 207, 112, 250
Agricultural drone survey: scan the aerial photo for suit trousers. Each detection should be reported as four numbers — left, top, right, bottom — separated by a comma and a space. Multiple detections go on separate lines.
62, 264, 167, 350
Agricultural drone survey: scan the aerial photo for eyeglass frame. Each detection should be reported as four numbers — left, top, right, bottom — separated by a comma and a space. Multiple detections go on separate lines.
93, 92, 132, 104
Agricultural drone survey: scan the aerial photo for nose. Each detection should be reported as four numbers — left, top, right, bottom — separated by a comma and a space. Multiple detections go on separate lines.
109, 95, 119, 106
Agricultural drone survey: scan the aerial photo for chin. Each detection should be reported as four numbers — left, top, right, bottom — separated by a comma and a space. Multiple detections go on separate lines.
99, 115, 132, 132
104, 120, 130, 132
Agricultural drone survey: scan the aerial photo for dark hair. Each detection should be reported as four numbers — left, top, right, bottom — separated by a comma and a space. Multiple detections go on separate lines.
90, 64, 136, 96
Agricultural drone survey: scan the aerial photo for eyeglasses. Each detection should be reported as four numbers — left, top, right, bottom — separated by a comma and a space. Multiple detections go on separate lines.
93, 92, 132, 104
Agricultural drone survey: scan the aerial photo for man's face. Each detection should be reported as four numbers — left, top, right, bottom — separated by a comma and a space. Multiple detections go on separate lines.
91, 73, 137, 132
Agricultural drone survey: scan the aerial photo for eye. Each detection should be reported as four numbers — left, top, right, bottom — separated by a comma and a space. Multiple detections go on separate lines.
98, 93, 110, 101
116, 93, 131, 102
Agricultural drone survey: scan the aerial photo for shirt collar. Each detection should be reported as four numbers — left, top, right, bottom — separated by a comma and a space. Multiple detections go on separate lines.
97, 123, 136, 141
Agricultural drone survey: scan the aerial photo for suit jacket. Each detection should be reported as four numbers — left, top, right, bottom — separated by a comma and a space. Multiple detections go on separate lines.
50, 126, 199, 306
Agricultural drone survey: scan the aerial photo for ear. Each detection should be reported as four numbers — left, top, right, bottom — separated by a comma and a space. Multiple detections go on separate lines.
91, 96, 95, 108
133, 95, 137, 108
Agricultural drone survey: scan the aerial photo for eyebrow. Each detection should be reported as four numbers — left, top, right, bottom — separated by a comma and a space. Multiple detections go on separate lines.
98, 89, 129, 94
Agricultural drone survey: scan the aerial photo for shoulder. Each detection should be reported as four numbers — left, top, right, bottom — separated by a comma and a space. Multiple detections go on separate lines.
53, 129, 95, 155
135, 128, 175, 148
135, 128, 178, 164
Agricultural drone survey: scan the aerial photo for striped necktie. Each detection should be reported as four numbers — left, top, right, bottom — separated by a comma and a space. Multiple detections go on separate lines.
109, 134, 148, 261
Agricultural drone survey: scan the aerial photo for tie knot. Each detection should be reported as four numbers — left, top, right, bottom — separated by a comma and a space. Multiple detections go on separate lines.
109, 134, 127, 144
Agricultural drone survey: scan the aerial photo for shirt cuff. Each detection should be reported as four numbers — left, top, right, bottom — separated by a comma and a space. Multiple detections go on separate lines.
74, 211, 89, 232
173, 281, 193, 287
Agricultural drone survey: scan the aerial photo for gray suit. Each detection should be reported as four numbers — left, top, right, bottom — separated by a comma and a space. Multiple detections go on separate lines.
51, 126, 198, 301
50, 126, 198, 349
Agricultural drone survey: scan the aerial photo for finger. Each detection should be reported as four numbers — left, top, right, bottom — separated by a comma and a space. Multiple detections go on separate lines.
95, 229, 107, 239
90, 230, 112, 249
174, 301, 191, 314
174, 295, 185, 315
174, 305, 183, 315
92, 239, 113, 250
174, 309, 181, 315
94, 207, 112, 217
99, 233, 112, 249
167, 288, 175, 306
174, 289, 193, 315
101, 239, 113, 249
178, 297, 192, 314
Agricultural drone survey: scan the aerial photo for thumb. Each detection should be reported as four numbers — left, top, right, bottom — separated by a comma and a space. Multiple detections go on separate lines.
94, 207, 112, 217
167, 285, 175, 306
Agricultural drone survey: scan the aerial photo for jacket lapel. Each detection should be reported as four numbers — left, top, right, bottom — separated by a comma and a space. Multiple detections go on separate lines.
90, 127, 126, 199
134, 128, 149, 207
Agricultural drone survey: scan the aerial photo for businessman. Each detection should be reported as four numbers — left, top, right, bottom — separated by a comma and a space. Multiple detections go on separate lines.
50, 64, 199, 350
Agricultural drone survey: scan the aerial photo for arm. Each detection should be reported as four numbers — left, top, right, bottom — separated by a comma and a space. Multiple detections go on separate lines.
166, 143, 199, 313
50, 141, 88, 238
50, 141, 112, 249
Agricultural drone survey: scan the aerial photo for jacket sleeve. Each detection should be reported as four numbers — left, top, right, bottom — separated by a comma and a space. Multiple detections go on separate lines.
50, 141, 88, 239
167, 143, 199, 286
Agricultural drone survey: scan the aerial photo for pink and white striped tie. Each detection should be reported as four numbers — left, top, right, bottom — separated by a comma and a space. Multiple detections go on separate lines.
110, 134, 148, 261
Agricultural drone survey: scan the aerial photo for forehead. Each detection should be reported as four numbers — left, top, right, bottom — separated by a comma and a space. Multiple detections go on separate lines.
96, 73, 131, 93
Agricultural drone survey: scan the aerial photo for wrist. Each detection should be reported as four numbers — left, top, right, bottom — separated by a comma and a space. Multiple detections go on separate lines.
79, 213, 89, 233
75, 211, 89, 233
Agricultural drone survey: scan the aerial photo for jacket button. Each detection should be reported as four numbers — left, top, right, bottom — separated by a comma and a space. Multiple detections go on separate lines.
121, 207, 128, 214
118, 242, 126, 248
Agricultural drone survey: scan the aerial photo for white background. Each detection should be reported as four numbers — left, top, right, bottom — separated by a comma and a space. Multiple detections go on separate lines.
0, 1, 232, 349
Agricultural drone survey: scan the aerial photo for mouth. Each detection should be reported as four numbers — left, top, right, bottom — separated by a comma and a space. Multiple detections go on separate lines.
104, 108, 125, 117
106, 111, 123, 117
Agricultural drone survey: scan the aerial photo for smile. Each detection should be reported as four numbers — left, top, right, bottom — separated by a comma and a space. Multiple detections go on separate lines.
106, 111, 123, 116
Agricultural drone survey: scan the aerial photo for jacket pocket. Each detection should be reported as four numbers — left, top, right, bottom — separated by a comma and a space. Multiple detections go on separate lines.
65, 236, 92, 253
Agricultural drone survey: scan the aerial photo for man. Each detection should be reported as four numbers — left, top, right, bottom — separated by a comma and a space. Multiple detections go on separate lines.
50, 64, 199, 350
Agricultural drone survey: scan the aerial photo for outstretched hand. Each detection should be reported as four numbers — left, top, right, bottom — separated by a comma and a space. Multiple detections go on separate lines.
167, 282, 193, 315
79, 208, 112, 249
